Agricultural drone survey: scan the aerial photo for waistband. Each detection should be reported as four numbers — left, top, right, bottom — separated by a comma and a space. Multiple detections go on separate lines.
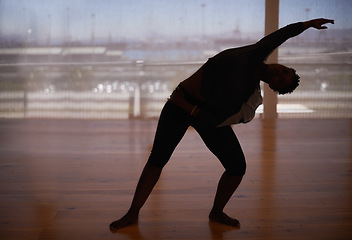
177, 83, 207, 109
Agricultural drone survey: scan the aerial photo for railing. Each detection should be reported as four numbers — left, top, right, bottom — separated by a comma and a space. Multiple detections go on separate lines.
1, 87, 351, 119
0, 48, 351, 119
0, 89, 172, 119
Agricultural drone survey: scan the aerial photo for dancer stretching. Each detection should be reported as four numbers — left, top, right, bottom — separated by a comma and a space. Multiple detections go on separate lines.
110, 18, 334, 231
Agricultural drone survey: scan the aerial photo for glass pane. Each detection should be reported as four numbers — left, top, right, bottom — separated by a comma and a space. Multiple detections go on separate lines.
0, 0, 265, 119
278, 0, 352, 118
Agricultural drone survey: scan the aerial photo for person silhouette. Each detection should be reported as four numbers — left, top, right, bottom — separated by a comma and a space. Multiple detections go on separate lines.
110, 18, 334, 231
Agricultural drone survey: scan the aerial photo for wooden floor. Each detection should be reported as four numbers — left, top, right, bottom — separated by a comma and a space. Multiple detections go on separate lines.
0, 118, 351, 240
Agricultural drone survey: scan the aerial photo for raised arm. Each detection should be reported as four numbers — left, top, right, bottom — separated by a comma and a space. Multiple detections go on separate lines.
256, 18, 334, 52
302, 18, 334, 30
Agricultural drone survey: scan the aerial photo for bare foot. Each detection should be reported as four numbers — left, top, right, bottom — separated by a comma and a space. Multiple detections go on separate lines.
209, 211, 240, 227
110, 213, 139, 232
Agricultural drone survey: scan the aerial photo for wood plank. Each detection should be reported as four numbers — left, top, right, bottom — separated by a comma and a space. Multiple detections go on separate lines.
0, 119, 351, 240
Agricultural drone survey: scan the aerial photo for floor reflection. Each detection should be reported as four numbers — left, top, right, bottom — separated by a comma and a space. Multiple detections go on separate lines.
115, 222, 144, 240
208, 221, 240, 240
259, 119, 277, 239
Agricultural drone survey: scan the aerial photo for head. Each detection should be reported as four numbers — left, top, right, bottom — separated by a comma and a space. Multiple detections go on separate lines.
264, 64, 300, 94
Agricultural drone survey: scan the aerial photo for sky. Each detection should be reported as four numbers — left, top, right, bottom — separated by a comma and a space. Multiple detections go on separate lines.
0, 0, 351, 43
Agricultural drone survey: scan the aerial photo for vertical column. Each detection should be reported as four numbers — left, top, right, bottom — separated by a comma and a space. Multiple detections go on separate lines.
263, 0, 279, 119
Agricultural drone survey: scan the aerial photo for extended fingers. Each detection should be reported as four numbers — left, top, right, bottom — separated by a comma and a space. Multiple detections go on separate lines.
320, 18, 335, 25
315, 18, 334, 29
326, 19, 335, 24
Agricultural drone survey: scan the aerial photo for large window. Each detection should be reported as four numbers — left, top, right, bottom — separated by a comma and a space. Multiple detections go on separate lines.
0, 0, 265, 119
277, 0, 352, 118
0, 0, 350, 119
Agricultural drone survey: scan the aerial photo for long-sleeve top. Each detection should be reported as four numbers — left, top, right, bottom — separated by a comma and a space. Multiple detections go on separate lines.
200, 22, 305, 126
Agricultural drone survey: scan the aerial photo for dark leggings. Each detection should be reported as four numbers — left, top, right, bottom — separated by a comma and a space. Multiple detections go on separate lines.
147, 101, 246, 176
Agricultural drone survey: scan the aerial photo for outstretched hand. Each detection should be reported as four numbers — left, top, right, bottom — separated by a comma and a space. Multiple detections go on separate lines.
307, 18, 334, 30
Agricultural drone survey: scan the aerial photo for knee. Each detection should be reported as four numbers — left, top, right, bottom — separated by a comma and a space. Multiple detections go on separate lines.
225, 163, 246, 176
146, 159, 166, 169
224, 156, 246, 177
146, 150, 170, 169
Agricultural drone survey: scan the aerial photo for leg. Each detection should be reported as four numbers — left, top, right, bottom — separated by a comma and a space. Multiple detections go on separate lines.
193, 124, 246, 227
110, 102, 190, 231
110, 164, 162, 231
209, 173, 243, 227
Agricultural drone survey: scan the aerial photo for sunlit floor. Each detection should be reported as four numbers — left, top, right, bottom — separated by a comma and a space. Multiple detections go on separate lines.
0, 118, 351, 240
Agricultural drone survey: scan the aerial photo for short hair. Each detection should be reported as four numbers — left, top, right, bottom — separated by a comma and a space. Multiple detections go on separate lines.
277, 68, 300, 95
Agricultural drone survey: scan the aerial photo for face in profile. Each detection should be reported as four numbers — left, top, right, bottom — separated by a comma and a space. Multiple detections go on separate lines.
265, 64, 298, 94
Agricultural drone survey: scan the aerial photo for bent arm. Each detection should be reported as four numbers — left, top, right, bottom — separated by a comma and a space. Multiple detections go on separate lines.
168, 87, 224, 127
168, 87, 200, 115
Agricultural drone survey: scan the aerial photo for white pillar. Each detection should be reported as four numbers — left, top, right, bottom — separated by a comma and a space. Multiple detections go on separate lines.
263, 0, 279, 119
133, 83, 141, 117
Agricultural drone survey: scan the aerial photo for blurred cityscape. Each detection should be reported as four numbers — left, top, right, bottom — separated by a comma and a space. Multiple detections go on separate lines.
0, 27, 351, 119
